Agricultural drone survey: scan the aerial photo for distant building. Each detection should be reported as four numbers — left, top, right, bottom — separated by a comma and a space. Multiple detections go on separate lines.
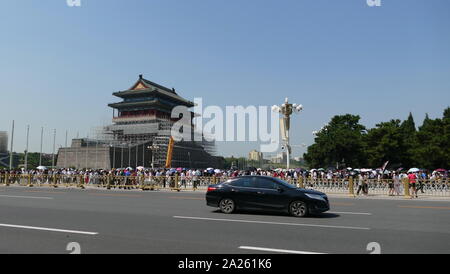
248, 150, 263, 162
0, 131, 10, 168
0, 131, 7, 153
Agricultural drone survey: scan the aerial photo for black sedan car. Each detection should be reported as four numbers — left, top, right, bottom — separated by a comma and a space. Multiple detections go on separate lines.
206, 176, 329, 217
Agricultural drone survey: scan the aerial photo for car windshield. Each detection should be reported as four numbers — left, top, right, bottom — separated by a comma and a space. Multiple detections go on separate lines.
271, 177, 297, 189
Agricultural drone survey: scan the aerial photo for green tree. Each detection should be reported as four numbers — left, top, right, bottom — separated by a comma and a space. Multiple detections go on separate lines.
304, 114, 367, 168
444, 107, 450, 119
304, 108, 449, 170
17, 153, 53, 169
413, 108, 450, 169
364, 119, 404, 168
399, 112, 418, 167
444, 107, 450, 168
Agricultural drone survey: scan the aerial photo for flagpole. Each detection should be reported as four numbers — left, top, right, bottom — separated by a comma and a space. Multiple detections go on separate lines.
39, 127, 43, 167
64, 130, 68, 168
52, 129, 56, 168
25, 125, 30, 170
9, 120, 14, 170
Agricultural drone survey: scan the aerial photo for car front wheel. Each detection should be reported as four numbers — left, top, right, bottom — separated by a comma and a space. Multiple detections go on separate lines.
219, 198, 235, 214
290, 201, 308, 217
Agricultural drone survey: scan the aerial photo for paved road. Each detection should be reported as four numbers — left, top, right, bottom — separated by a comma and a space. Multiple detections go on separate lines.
0, 185, 449, 254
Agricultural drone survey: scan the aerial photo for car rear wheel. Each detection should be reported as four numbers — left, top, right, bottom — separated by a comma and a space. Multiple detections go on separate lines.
290, 201, 308, 217
219, 198, 235, 214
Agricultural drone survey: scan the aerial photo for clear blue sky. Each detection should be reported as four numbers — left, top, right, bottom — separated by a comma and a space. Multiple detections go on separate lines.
1, 0, 449, 158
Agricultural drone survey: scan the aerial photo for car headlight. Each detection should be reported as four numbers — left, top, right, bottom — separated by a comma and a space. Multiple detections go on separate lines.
305, 193, 327, 202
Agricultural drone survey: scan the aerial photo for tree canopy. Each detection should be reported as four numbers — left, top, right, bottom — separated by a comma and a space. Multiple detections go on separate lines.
304, 114, 367, 168
304, 108, 450, 170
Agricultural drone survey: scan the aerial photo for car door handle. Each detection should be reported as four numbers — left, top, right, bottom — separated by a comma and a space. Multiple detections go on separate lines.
257, 191, 264, 194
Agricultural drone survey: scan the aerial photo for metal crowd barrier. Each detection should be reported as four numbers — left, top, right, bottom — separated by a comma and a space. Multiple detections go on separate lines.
294, 177, 450, 197
0, 174, 227, 192
0, 174, 448, 197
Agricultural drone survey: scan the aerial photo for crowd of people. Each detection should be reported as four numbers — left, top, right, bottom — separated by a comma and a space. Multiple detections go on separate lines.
0, 166, 448, 198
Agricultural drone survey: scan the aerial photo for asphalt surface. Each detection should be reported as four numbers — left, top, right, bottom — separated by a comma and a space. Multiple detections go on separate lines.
0, 185, 449, 254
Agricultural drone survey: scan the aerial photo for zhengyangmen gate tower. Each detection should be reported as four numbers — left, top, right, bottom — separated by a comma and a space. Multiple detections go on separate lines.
57, 75, 223, 169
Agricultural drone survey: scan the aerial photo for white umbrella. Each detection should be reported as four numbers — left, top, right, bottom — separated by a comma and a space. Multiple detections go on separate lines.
206, 167, 214, 170
136, 166, 144, 171
36, 166, 47, 170
126, 167, 134, 170
408, 168, 420, 173
214, 169, 221, 174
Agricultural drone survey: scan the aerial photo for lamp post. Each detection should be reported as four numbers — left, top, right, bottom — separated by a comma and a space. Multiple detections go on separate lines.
272, 98, 303, 170
147, 144, 159, 169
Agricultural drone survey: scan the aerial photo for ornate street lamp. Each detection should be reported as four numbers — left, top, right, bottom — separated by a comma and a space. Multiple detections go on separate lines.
272, 98, 303, 170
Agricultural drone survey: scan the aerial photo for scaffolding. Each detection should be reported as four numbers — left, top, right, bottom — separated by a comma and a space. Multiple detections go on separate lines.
88, 115, 218, 169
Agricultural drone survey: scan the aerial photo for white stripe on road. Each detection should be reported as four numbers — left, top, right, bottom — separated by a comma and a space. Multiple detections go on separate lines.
173, 216, 370, 230
328, 211, 372, 215
239, 246, 326, 254
0, 195, 53, 200
0, 223, 98, 235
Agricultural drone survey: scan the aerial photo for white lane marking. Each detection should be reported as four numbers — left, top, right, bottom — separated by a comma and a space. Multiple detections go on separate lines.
328, 211, 372, 215
0, 223, 98, 235
0, 195, 53, 200
239, 246, 326, 254
173, 216, 370, 230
